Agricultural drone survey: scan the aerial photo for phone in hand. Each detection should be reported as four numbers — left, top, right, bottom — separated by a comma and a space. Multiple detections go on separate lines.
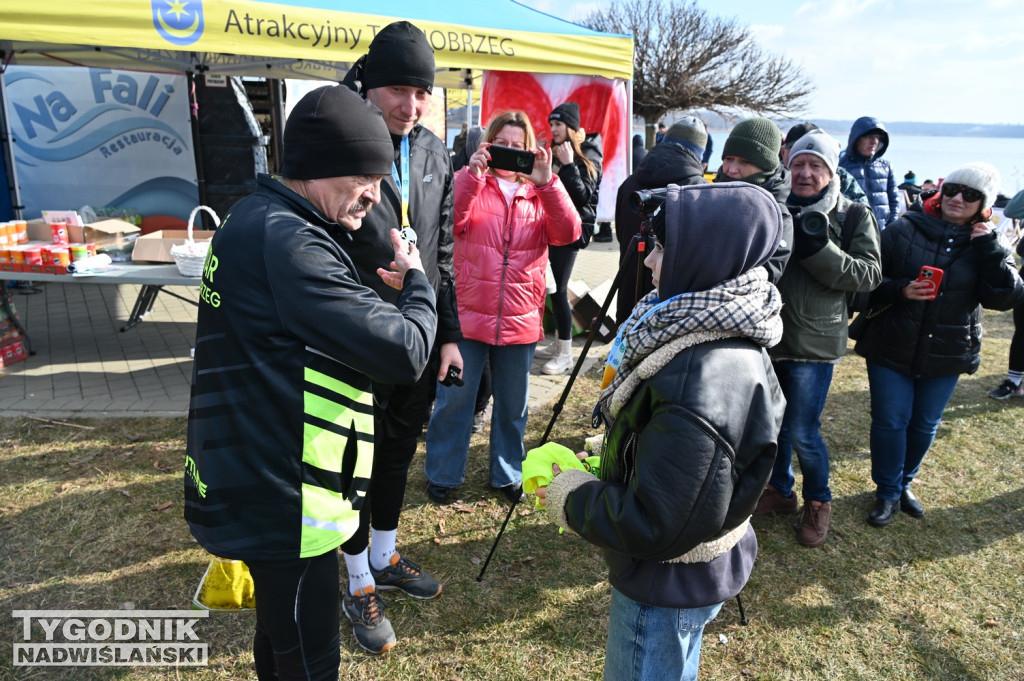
488, 145, 535, 174
916, 266, 944, 298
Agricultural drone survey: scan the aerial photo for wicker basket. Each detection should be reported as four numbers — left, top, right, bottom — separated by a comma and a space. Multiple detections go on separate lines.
171, 206, 220, 277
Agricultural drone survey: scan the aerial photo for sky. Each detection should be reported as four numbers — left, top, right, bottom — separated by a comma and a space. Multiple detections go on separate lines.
516, 0, 1023, 126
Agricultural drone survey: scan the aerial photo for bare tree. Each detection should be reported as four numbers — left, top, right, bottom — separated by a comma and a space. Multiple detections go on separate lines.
584, 0, 813, 145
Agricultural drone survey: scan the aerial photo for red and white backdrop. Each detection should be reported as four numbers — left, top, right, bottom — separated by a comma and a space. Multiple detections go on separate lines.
480, 71, 629, 221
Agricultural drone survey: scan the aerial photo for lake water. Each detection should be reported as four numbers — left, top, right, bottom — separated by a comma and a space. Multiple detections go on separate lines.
705, 132, 1024, 199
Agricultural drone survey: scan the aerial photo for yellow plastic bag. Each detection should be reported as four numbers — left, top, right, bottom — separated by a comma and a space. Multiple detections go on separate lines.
191, 556, 256, 611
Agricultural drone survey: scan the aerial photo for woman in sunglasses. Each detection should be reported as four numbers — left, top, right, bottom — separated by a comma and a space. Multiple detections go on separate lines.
853, 162, 1024, 527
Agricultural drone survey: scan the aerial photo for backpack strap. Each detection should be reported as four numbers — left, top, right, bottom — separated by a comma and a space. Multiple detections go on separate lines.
837, 201, 869, 253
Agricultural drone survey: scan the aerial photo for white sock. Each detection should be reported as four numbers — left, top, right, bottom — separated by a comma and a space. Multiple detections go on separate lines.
342, 550, 374, 595
1008, 371, 1023, 386
369, 528, 398, 571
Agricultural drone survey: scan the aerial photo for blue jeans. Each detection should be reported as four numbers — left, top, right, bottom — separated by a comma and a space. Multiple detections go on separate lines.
425, 339, 535, 490
769, 360, 835, 503
604, 588, 723, 681
866, 361, 960, 500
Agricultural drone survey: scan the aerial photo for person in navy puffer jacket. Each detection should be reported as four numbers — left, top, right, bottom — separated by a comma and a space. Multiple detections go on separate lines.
839, 116, 900, 227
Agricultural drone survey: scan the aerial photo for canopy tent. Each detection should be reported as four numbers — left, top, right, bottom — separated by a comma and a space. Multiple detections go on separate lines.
0, 2, 633, 221
0, 1, 633, 83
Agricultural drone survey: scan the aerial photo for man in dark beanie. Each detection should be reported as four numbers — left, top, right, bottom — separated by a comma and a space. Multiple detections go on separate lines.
613, 115, 708, 325
184, 84, 437, 680
715, 116, 794, 283
339, 20, 460, 654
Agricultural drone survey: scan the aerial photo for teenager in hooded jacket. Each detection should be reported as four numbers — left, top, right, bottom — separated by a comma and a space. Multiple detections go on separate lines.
537, 182, 787, 681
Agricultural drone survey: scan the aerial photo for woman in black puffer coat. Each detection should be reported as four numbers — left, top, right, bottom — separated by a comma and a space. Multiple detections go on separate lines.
855, 162, 1024, 527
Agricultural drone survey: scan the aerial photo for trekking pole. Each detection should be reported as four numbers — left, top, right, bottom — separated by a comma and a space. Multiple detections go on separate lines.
477, 234, 645, 582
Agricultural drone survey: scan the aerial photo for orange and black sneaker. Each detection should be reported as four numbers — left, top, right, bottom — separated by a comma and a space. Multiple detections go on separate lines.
342, 586, 396, 654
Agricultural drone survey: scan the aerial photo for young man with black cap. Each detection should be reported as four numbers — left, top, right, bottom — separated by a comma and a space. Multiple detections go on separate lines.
184, 84, 437, 680
339, 20, 461, 654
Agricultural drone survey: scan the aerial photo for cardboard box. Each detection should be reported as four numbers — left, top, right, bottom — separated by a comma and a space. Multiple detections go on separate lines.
571, 278, 618, 343
27, 217, 140, 248
132, 229, 216, 263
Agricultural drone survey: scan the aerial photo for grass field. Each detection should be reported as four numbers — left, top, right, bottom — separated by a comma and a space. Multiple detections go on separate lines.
1, 311, 1022, 680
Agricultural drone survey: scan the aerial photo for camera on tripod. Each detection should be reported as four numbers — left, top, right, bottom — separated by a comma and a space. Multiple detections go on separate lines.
630, 188, 668, 216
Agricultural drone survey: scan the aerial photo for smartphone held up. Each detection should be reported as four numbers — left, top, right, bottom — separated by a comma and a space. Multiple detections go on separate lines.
488, 145, 535, 175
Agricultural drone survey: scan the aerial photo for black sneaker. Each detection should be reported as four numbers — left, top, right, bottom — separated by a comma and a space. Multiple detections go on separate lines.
371, 555, 442, 600
342, 587, 396, 654
426, 482, 452, 504
987, 379, 1023, 400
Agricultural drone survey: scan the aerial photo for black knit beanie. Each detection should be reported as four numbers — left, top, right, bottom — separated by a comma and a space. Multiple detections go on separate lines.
549, 102, 581, 131
281, 85, 393, 180
723, 117, 782, 173
361, 21, 435, 94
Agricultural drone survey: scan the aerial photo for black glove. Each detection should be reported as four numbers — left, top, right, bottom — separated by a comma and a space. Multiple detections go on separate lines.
794, 211, 829, 260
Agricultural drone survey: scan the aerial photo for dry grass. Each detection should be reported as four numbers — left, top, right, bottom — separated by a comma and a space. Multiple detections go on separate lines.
1, 311, 1023, 680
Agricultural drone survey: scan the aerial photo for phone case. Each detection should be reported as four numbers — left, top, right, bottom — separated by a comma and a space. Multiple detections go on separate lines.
917, 266, 944, 296
488, 145, 535, 174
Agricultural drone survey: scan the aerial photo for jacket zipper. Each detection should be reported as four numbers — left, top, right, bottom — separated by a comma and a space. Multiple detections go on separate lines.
494, 194, 517, 345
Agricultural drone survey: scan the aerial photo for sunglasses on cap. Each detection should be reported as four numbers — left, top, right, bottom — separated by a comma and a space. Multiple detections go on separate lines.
941, 183, 984, 203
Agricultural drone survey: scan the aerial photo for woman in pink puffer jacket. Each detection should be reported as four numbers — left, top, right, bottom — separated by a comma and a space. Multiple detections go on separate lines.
424, 110, 581, 504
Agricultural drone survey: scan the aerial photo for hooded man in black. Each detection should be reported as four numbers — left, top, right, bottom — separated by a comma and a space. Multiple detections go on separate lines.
613, 116, 708, 325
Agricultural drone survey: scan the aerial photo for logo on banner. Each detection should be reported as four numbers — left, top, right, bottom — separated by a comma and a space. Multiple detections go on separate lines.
152, 0, 204, 46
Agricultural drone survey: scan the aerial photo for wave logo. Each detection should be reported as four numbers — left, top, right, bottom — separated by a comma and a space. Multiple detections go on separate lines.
152, 0, 204, 46
8, 70, 189, 165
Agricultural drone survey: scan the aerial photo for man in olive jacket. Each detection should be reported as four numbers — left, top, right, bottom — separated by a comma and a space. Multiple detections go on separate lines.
755, 130, 881, 548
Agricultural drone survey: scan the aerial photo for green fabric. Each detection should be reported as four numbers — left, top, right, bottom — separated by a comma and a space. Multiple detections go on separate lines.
523, 442, 599, 509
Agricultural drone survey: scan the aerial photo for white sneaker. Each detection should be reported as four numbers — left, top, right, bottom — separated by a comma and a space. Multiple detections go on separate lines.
541, 340, 573, 375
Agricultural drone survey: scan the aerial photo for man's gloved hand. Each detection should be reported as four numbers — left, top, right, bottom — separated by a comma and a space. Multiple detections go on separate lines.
794, 210, 830, 260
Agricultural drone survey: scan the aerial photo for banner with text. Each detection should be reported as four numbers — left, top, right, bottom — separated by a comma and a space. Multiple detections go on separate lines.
3, 66, 199, 223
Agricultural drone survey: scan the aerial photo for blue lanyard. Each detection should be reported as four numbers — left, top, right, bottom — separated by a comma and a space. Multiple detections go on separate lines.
391, 136, 411, 227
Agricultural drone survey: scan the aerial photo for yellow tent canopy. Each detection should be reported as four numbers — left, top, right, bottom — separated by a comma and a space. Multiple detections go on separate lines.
0, 1, 634, 84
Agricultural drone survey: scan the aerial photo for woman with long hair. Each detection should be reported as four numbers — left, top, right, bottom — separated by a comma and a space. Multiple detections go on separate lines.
424, 110, 581, 504
536, 101, 601, 375
854, 162, 1024, 526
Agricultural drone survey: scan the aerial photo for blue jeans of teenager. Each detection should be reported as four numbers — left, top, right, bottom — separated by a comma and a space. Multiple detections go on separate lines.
769, 360, 835, 503
866, 361, 960, 501
425, 339, 535, 490
604, 588, 723, 681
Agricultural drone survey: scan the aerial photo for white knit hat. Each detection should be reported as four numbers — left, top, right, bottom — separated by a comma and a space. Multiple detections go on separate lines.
944, 162, 1001, 210
787, 130, 840, 176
